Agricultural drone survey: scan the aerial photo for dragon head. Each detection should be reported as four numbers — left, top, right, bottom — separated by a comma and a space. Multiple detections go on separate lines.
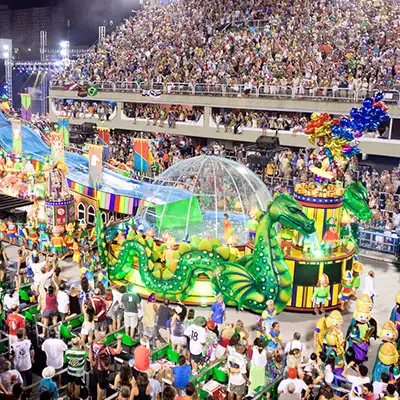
343, 182, 372, 221
269, 193, 315, 235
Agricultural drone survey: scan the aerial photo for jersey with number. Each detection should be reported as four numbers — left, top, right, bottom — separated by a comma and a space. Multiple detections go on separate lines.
184, 325, 206, 355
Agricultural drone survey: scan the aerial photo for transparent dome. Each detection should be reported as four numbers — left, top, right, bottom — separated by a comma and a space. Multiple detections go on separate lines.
137, 156, 272, 245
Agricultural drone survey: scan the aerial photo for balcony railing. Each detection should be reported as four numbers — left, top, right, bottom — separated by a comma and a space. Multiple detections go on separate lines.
50, 80, 400, 105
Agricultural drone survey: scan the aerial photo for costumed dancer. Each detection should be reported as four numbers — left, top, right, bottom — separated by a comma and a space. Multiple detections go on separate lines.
351, 260, 364, 300
126, 217, 136, 240
323, 310, 345, 375
246, 215, 258, 245
26, 221, 39, 248
227, 236, 240, 260
346, 303, 376, 365
261, 300, 277, 332
72, 239, 81, 264
339, 271, 353, 311
77, 219, 88, 245
50, 226, 65, 255
311, 273, 331, 315
279, 227, 294, 257
372, 336, 399, 384
16, 222, 27, 246
0, 220, 7, 241
64, 223, 75, 251
322, 217, 339, 256
7, 221, 17, 245
80, 243, 94, 287
314, 313, 328, 354
340, 212, 353, 253
389, 291, 400, 346
222, 213, 234, 243
38, 222, 50, 253
116, 223, 126, 246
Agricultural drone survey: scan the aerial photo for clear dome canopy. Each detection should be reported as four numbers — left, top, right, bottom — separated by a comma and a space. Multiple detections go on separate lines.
137, 156, 272, 245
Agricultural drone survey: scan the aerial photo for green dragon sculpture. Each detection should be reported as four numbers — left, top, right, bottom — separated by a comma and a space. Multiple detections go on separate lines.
342, 181, 372, 250
99, 193, 315, 314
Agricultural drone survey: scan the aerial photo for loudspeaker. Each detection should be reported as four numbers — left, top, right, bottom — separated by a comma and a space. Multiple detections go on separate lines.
255, 135, 279, 149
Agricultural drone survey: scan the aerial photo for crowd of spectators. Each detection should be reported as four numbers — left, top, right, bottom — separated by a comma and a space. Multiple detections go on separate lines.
54, 99, 116, 121
0, 237, 399, 400
52, 0, 400, 94
123, 104, 203, 127
212, 110, 309, 134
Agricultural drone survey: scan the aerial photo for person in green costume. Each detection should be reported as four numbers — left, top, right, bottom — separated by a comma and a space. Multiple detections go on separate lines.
246, 215, 258, 245
311, 273, 331, 315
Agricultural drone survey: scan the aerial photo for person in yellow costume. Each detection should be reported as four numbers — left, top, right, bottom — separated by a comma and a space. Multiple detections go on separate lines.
227, 236, 240, 260
222, 213, 234, 243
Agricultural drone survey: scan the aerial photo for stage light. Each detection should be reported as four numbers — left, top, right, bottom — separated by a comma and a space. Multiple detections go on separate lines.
3, 52, 9, 59
60, 49, 67, 57
28, 48, 31, 52
60, 41, 68, 49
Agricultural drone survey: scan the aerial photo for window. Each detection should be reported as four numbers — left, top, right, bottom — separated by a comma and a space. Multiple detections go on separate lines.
101, 211, 107, 224
77, 202, 86, 221
87, 205, 96, 225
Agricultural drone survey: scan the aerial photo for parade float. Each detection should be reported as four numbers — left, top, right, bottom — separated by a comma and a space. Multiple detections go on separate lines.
100, 94, 388, 314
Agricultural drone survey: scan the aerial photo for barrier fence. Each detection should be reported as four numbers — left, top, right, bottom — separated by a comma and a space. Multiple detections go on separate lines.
50, 81, 400, 105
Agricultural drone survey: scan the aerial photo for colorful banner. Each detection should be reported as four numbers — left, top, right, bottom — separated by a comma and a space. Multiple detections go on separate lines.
20, 93, 32, 121
51, 132, 64, 163
58, 118, 70, 147
134, 138, 149, 173
11, 119, 22, 156
88, 144, 103, 187
98, 128, 110, 145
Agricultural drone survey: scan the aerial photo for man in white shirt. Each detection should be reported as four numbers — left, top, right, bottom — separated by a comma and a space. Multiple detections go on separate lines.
3, 289, 20, 313
30, 255, 48, 295
343, 362, 371, 400
284, 332, 305, 358
57, 283, 70, 320
278, 368, 309, 396
373, 372, 389, 399
184, 316, 207, 373
10, 329, 34, 390
363, 271, 377, 302
227, 344, 248, 400
42, 328, 67, 385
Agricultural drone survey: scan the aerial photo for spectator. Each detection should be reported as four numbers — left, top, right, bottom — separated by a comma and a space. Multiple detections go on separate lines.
172, 355, 192, 392
91, 288, 108, 333
131, 372, 152, 399
121, 288, 141, 339
114, 362, 134, 389
42, 328, 68, 386
89, 331, 122, 400
227, 344, 248, 400
278, 383, 301, 400
155, 298, 172, 346
133, 337, 151, 376
142, 293, 158, 340
170, 304, 187, 353
43, 285, 58, 329
65, 337, 87, 398
373, 372, 389, 399
57, 282, 70, 321
81, 302, 96, 345
6, 305, 25, 346
147, 368, 161, 400
176, 382, 196, 400
284, 332, 305, 358
9, 329, 34, 391
0, 359, 23, 394
184, 316, 207, 373
38, 367, 59, 400
278, 368, 309, 395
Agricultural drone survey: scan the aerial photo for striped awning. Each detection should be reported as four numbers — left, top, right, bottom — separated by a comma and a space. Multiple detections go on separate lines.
0, 194, 33, 211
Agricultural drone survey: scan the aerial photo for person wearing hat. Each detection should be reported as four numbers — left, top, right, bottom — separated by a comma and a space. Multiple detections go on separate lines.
311, 274, 331, 315
389, 291, 400, 345
322, 217, 339, 256
340, 271, 354, 311
184, 316, 207, 373
65, 337, 87, 398
277, 368, 308, 395
39, 366, 59, 400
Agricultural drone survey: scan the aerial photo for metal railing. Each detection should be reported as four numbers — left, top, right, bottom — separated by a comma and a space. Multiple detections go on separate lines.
49, 80, 400, 104
358, 226, 400, 255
